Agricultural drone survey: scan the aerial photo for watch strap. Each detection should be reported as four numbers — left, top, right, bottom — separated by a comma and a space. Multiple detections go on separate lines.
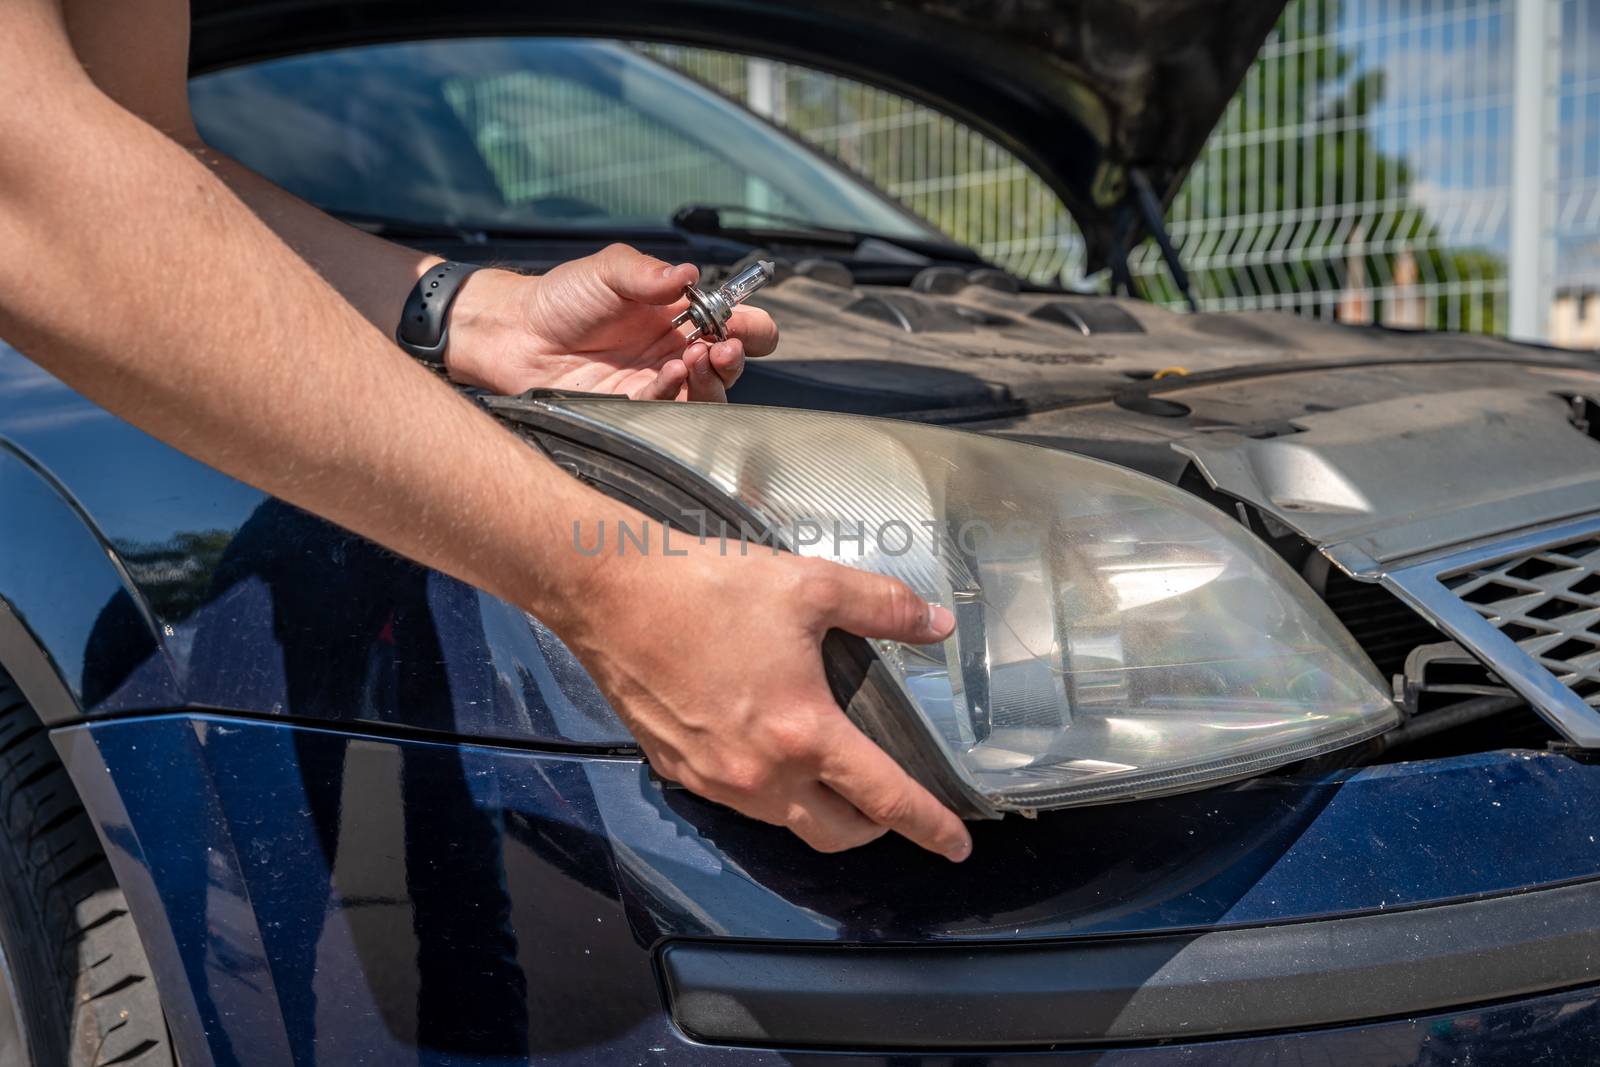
396, 261, 481, 365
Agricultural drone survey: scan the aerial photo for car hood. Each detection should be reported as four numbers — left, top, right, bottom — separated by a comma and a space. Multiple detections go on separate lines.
189, 0, 1287, 270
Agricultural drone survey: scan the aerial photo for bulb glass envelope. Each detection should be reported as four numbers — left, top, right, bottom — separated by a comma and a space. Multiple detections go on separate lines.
542, 401, 1398, 811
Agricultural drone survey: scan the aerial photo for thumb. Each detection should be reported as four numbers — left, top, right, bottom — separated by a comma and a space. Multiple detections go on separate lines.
814, 566, 955, 645
594, 243, 698, 305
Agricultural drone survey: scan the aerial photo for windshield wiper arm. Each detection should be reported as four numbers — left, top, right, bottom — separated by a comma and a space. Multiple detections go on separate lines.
670, 203, 985, 266
337, 212, 492, 242
337, 211, 674, 245
672, 203, 862, 245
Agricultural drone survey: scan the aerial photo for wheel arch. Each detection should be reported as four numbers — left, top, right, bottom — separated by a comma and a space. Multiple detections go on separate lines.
0, 443, 180, 726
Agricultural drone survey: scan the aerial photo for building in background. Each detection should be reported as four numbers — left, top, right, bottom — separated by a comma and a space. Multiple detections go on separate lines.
1555, 287, 1600, 345
646, 0, 1600, 347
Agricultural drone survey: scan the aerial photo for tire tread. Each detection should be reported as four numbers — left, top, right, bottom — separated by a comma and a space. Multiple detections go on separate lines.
0, 673, 172, 1066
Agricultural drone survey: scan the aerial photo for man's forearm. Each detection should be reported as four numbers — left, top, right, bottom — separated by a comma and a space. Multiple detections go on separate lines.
3, 0, 973, 862
0, 9, 611, 633
56, 0, 448, 343
188, 145, 446, 336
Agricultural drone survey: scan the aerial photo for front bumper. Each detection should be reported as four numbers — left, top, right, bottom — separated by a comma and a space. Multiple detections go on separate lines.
54, 713, 1600, 1065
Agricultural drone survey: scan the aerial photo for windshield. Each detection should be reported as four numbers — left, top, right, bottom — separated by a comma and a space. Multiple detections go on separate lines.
189, 38, 935, 240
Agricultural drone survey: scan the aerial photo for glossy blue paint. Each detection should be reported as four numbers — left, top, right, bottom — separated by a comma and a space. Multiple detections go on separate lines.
0, 441, 180, 715
803, 989, 1600, 1066
53, 713, 1600, 1063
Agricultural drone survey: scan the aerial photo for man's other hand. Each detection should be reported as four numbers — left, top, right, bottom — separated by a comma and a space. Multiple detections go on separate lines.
561, 542, 974, 861
443, 243, 779, 400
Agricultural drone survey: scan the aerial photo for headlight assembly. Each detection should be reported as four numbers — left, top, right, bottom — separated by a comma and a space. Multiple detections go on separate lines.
493, 398, 1398, 817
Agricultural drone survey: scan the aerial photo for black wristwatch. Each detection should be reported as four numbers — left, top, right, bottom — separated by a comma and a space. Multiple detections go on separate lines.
396, 261, 481, 366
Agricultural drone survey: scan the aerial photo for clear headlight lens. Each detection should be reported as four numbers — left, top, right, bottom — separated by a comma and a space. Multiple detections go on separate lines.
544, 401, 1397, 811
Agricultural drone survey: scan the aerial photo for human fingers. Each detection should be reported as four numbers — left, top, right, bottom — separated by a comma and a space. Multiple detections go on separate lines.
630, 358, 689, 400
726, 305, 778, 356
591, 242, 699, 305
647, 697, 888, 853
818, 720, 972, 861
803, 563, 956, 646
782, 780, 891, 853
684, 342, 728, 403
707, 339, 744, 390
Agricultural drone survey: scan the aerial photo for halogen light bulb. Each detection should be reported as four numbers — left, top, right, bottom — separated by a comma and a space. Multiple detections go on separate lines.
672, 260, 775, 342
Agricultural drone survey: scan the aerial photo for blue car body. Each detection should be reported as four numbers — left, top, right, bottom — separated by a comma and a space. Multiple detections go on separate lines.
6, 1, 1600, 1062
5, 347, 1600, 1063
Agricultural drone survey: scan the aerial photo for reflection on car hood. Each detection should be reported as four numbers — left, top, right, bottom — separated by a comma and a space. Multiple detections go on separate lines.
189, 0, 1288, 270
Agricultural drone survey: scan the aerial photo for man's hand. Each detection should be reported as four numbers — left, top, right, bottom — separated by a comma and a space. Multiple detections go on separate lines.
560, 540, 974, 861
445, 244, 780, 401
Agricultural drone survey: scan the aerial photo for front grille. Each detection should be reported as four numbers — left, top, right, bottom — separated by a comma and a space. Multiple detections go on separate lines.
1322, 568, 1445, 679
1441, 537, 1600, 705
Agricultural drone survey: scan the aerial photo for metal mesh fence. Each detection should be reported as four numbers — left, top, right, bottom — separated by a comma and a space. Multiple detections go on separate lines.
645, 0, 1600, 343
1138, 0, 1514, 333
1555, 0, 1600, 344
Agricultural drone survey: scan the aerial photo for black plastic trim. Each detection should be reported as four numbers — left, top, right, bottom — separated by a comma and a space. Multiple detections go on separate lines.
660, 878, 1600, 1049
897, 354, 1600, 425
1029, 300, 1146, 336
0, 598, 80, 726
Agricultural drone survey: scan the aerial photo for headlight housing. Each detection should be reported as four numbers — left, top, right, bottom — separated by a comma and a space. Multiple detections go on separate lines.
496, 398, 1398, 816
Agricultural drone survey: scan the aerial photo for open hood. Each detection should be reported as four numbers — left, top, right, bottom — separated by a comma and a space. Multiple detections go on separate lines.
189, 0, 1288, 271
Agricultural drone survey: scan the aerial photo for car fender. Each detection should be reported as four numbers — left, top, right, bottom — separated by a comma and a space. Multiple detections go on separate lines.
0, 441, 181, 723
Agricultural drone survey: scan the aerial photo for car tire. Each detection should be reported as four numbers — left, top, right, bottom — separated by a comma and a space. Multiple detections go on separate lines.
0, 671, 173, 1066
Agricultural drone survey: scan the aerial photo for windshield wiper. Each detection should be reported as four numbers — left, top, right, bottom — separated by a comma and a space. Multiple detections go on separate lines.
337, 211, 679, 245
336, 206, 994, 277
338, 212, 493, 242
671, 203, 985, 265
672, 203, 860, 244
